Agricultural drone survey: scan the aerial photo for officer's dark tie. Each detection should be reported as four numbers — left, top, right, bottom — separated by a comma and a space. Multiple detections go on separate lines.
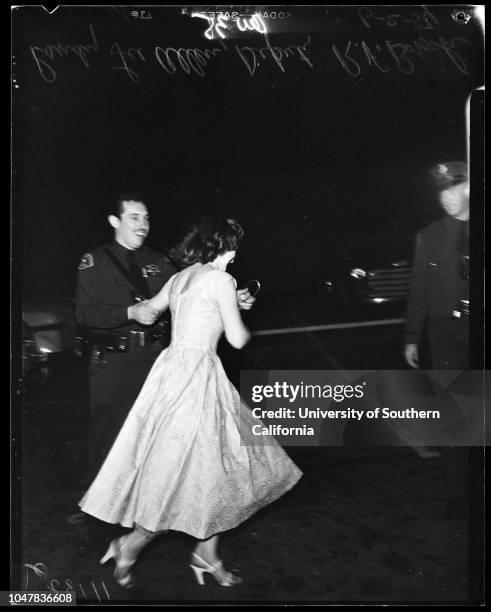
126, 250, 151, 300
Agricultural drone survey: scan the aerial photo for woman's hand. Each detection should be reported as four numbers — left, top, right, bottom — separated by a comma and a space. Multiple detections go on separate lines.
237, 288, 255, 310
218, 281, 251, 349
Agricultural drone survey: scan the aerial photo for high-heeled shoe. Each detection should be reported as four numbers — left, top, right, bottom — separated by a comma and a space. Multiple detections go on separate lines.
189, 552, 242, 587
99, 537, 135, 589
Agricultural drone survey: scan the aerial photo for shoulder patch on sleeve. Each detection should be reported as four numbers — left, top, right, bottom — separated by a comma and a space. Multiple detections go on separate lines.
78, 253, 94, 270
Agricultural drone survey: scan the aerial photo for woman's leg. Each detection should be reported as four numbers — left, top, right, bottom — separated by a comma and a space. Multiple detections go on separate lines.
192, 536, 242, 585
194, 535, 219, 562
116, 526, 155, 585
120, 525, 156, 562
101, 525, 157, 588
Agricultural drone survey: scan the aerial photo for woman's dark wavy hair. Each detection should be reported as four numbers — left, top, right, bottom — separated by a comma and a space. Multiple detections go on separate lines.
169, 218, 244, 269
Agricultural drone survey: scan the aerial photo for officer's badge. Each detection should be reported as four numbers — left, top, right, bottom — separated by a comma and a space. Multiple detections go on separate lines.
78, 253, 94, 270
142, 264, 161, 277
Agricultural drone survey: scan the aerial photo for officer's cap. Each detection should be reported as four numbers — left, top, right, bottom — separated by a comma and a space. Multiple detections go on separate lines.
429, 161, 468, 189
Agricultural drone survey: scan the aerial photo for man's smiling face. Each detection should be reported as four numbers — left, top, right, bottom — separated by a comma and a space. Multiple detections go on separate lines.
110, 200, 150, 250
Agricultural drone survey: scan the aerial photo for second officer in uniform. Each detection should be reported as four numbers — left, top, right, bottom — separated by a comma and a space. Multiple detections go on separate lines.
404, 161, 469, 370
404, 162, 470, 520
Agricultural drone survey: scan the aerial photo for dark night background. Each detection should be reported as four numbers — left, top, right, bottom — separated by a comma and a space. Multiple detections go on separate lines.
10, 6, 486, 603
13, 5, 484, 298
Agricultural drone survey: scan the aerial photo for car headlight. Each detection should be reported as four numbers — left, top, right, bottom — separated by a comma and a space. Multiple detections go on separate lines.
350, 268, 367, 279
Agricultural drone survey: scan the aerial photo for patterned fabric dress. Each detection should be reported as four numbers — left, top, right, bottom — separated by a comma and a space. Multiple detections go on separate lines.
79, 264, 302, 539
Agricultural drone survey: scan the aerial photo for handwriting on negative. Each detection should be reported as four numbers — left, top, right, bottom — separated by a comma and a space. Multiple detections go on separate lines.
191, 11, 268, 40
30, 24, 99, 83
23, 562, 112, 602
357, 5, 440, 33
28, 19, 471, 83
154, 42, 226, 78
332, 35, 470, 77
236, 36, 313, 76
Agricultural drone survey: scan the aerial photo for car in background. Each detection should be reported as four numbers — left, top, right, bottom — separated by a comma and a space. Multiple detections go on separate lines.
21, 297, 82, 388
319, 234, 415, 308
21, 319, 50, 382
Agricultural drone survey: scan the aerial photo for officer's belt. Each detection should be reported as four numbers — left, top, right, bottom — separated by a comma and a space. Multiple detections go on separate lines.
89, 330, 163, 352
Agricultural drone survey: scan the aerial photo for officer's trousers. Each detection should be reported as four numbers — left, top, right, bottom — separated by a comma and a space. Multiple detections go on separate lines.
86, 343, 163, 484
427, 316, 469, 517
427, 317, 468, 370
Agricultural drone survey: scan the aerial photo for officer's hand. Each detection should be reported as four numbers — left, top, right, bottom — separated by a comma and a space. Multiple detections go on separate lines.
404, 343, 419, 369
128, 301, 160, 326
237, 288, 256, 311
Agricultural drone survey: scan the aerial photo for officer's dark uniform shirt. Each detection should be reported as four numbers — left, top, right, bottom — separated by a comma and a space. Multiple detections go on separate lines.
76, 241, 176, 333
405, 216, 469, 344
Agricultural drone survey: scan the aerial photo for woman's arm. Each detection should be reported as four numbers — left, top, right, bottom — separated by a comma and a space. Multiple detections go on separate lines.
146, 274, 176, 313
217, 277, 251, 349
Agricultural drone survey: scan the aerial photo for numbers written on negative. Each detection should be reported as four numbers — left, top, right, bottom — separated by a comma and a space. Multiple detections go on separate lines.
23, 563, 111, 602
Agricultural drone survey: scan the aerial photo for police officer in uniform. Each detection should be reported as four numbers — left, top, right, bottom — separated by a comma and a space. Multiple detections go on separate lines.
405, 162, 469, 370
76, 194, 176, 485
404, 161, 469, 519
75, 195, 256, 496
404, 161, 469, 369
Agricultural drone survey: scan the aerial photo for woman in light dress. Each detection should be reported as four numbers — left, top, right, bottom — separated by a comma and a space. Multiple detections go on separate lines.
79, 218, 302, 587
